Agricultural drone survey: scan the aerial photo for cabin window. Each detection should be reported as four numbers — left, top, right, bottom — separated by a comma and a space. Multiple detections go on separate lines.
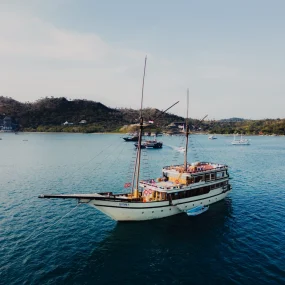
202, 186, 211, 194
197, 188, 204, 195
194, 175, 204, 183
216, 172, 224, 179
210, 173, 215, 180
205, 174, 210, 181
188, 186, 211, 197
161, 193, 166, 200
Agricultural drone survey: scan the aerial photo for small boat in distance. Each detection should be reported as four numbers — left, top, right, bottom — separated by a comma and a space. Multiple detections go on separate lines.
135, 138, 163, 149
123, 135, 139, 142
186, 205, 209, 216
177, 146, 185, 153
231, 134, 250, 145
208, 135, 217, 140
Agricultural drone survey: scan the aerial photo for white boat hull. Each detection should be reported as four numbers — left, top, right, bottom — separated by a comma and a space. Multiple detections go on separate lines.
86, 188, 230, 221
231, 142, 250, 145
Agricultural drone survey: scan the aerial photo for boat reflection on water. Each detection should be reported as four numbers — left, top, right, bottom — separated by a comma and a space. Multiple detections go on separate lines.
66, 198, 233, 284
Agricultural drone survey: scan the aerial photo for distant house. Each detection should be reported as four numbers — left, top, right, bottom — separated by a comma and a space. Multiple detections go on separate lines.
63, 121, 73, 126
172, 122, 186, 128
166, 122, 185, 134
2, 116, 13, 131
79, 120, 87, 124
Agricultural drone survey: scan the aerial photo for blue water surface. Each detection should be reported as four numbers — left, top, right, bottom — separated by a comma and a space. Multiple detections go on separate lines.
0, 133, 285, 285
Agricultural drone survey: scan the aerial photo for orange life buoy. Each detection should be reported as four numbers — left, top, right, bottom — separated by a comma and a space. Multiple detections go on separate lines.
175, 179, 179, 184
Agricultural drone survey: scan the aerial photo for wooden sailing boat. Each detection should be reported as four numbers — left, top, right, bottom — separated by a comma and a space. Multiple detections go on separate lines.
39, 59, 232, 221
231, 134, 250, 145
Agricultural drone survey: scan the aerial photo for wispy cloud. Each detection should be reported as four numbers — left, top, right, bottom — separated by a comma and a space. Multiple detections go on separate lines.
0, 3, 284, 119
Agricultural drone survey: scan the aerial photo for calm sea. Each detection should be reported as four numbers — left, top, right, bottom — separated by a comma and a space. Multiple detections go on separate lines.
0, 133, 285, 285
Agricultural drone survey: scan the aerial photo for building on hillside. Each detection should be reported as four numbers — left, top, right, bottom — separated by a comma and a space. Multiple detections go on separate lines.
166, 122, 185, 134
63, 121, 74, 126
2, 116, 13, 131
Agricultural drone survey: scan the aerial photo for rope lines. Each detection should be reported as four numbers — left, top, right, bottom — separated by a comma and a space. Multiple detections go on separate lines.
8, 204, 80, 264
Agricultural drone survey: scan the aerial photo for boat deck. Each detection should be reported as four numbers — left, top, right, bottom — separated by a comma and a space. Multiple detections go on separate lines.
163, 162, 227, 174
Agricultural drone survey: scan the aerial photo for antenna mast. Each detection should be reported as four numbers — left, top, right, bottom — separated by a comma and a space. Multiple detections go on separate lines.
184, 89, 189, 171
132, 56, 147, 198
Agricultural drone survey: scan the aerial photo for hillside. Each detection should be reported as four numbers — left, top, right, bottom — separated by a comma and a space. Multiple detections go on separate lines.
1, 96, 285, 134
0, 96, 185, 133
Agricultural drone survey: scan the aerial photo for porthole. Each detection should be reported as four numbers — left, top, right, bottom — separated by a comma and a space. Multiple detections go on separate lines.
142, 212, 144, 214
169, 208, 171, 210
152, 211, 154, 213
161, 210, 163, 212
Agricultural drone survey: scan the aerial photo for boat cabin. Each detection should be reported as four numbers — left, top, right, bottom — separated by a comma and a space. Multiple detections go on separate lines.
137, 161, 229, 202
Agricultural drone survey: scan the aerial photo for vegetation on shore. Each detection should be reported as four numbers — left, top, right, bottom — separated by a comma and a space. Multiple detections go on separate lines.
0, 96, 284, 135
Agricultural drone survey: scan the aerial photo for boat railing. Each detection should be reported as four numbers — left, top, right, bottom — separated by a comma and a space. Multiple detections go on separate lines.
163, 165, 228, 174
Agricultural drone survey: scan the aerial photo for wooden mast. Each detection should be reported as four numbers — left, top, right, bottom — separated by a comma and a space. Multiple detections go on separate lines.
132, 56, 147, 198
184, 89, 189, 171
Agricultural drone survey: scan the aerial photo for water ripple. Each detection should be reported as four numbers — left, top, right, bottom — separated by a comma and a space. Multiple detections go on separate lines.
1, 134, 285, 284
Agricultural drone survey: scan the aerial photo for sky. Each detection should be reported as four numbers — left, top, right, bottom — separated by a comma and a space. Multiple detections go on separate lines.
0, 0, 285, 119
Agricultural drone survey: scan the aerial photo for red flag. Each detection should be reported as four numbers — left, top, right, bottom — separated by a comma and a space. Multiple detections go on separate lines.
124, 182, 131, 188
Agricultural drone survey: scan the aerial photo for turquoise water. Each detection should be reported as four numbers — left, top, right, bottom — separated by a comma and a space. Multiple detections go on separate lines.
1, 133, 285, 284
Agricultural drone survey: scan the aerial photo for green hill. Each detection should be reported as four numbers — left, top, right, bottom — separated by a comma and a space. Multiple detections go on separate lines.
1, 96, 284, 135
0, 96, 185, 133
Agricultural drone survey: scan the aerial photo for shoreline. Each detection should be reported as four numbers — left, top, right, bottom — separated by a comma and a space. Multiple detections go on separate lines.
1, 131, 284, 136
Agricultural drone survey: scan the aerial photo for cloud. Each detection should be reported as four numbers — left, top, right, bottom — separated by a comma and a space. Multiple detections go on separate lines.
0, 10, 189, 116
0, 7, 284, 119
0, 10, 151, 107
0, 10, 141, 63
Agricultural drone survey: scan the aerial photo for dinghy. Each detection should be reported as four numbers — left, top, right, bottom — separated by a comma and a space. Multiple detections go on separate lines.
186, 205, 209, 216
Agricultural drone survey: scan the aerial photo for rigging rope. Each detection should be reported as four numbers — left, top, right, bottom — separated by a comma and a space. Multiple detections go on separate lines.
27, 204, 80, 242
95, 138, 129, 191
190, 135, 216, 162
77, 139, 126, 190
44, 139, 123, 193
8, 203, 80, 261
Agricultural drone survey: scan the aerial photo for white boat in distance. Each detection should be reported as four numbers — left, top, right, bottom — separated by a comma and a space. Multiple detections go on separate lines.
177, 146, 186, 153
208, 135, 217, 140
231, 134, 250, 145
39, 58, 232, 222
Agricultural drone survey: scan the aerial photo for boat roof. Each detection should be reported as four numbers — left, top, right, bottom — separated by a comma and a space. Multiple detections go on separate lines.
139, 161, 228, 193
162, 161, 228, 175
